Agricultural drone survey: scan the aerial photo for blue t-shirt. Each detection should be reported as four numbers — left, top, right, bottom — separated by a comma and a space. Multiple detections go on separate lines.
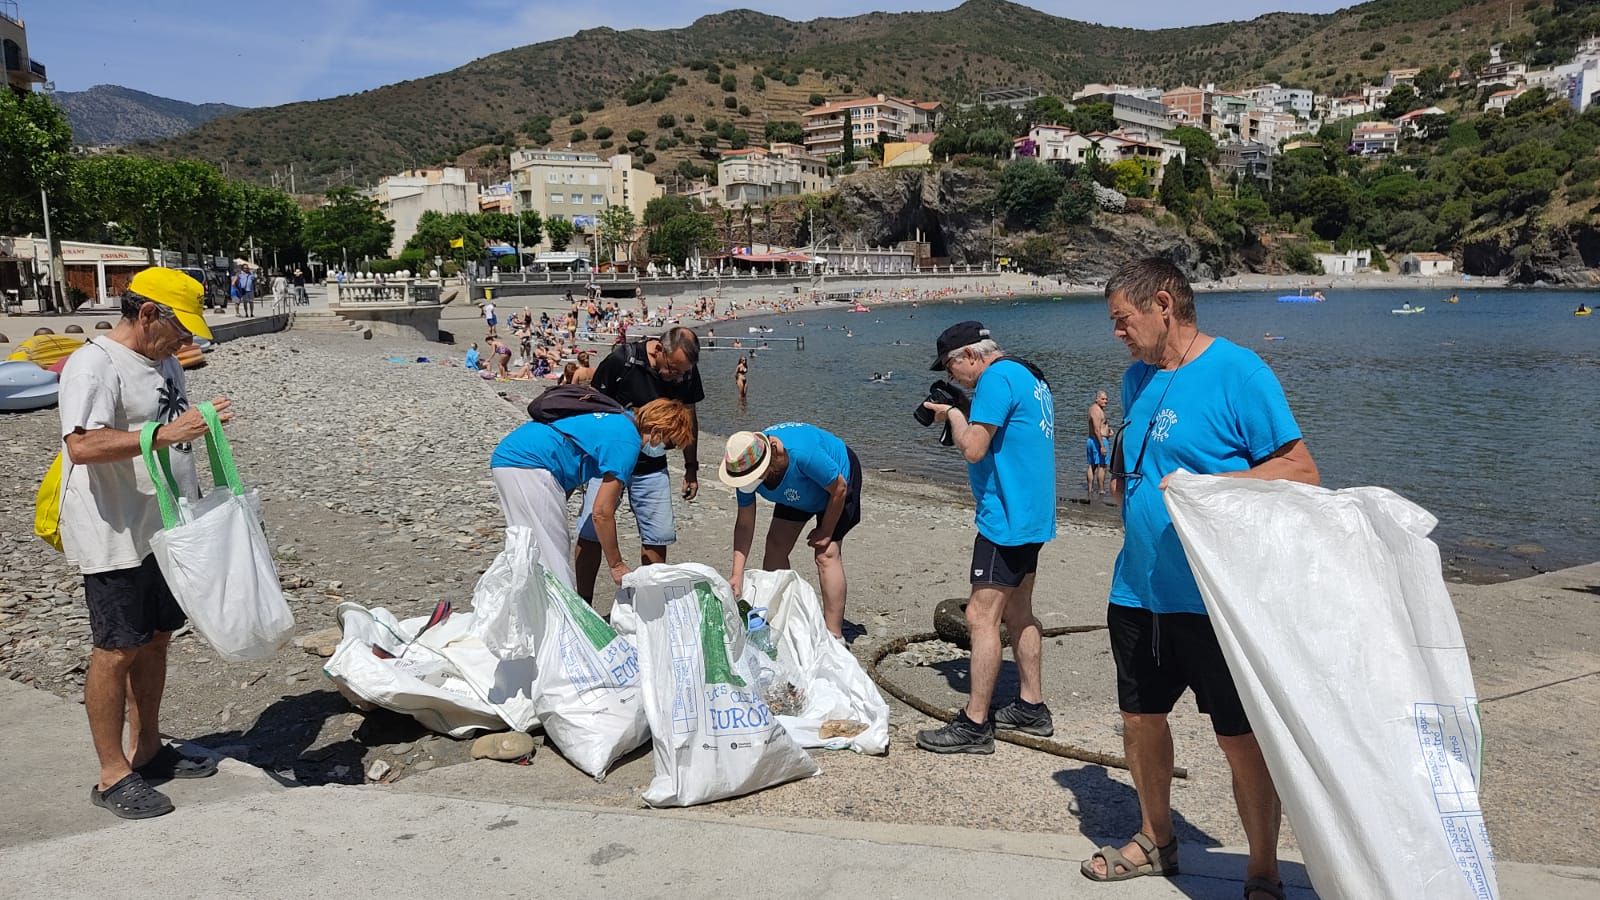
1110, 337, 1302, 615
966, 359, 1057, 546
490, 412, 641, 492
465, 347, 480, 370
737, 423, 851, 513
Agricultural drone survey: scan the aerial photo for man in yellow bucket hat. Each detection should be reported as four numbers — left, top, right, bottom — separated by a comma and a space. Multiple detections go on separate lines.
57, 266, 233, 820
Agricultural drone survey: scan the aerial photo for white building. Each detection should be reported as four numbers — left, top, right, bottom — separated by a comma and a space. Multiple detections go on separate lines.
1244, 83, 1315, 118
714, 143, 831, 208
1315, 249, 1371, 275
1012, 126, 1186, 176
373, 168, 480, 256
508, 149, 660, 250
1327, 95, 1373, 121
1400, 252, 1455, 276
1482, 87, 1529, 112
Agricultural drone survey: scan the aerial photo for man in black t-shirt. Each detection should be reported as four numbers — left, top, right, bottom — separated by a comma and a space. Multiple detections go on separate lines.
573, 326, 705, 601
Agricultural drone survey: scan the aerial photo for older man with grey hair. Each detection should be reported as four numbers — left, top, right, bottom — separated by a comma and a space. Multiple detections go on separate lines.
573, 326, 705, 602
916, 321, 1058, 754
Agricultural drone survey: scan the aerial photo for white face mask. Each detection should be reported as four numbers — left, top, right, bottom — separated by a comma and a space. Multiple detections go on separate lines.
640, 439, 668, 458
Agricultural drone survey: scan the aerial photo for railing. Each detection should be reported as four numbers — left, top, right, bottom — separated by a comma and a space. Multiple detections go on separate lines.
29, 58, 44, 79
486, 264, 998, 286
328, 279, 442, 306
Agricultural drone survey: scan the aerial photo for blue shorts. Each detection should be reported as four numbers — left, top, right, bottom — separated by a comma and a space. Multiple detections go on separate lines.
486, 316, 498, 327
577, 469, 676, 546
1086, 438, 1108, 467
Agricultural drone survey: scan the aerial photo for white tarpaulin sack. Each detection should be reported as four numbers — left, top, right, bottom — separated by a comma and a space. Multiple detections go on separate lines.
743, 569, 890, 754
531, 571, 649, 779
323, 603, 510, 737
613, 564, 819, 807
466, 526, 547, 661
417, 610, 540, 733
140, 404, 293, 662
1163, 472, 1498, 900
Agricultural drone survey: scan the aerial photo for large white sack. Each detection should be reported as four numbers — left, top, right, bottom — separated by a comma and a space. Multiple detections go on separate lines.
1164, 472, 1498, 900
323, 603, 510, 737
467, 526, 548, 661
532, 571, 649, 779
418, 611, 540, 733
743, 569, 890, 754
613, 564, 819, 807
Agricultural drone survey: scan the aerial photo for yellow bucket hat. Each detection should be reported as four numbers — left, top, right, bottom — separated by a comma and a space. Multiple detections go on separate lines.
127, 267, 212, 341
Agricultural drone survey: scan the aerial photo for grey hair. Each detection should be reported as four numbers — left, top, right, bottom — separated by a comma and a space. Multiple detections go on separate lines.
659, 326, 701, 364
1104, 257, 1196, 324
959, 338, 1001, 358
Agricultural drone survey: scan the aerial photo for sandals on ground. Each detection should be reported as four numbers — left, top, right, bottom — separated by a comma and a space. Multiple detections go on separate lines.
90, 773, 174, 820
135, 744, 219, 781
1243, 876, 1286, 899
1079, 832, 1180, 881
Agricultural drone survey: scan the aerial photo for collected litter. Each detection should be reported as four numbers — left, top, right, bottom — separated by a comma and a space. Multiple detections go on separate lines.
1165, 472, 1498, 900
613, 564, 820, 807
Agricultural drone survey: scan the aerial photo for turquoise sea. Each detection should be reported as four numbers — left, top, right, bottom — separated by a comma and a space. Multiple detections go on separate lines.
693, 288, 1600, 579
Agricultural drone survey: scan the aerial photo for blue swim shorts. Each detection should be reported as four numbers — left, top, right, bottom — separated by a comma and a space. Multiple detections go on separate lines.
1086, 437, 1108, 467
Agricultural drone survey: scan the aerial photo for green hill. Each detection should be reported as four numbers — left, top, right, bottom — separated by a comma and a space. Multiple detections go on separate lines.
142, 0, 1547, 192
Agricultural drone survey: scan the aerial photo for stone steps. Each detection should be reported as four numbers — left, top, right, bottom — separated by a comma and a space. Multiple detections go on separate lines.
291, 310, 371, 339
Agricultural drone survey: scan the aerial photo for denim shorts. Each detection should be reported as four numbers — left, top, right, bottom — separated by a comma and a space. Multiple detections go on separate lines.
576, 468, 676, 546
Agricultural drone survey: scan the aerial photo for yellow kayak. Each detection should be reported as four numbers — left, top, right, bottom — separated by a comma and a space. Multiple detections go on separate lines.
5, 334, 85, 368
1577, 309, 1593, 317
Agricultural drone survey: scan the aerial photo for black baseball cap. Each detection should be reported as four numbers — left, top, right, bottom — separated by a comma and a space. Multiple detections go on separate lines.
930, 320, 990, 370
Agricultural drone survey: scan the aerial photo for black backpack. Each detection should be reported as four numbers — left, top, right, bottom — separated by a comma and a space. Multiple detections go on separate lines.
526, 384, 626, 423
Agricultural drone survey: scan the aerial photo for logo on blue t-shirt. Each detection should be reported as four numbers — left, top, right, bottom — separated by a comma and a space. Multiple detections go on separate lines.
1036, 382, 1055, 440
1151, 408, 1178, 442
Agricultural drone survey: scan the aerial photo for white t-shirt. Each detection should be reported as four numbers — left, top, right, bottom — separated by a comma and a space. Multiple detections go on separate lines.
58, 337, 199, 575
483, 302, 496, 321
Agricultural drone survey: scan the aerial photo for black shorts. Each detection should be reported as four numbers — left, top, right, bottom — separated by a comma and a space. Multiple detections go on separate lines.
773, 448, 863, 543
1107, 603, 1251, 736
969, 534, 1042, 587
84, 555, 186, 651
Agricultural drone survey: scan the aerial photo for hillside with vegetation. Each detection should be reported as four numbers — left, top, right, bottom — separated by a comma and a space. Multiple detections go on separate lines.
142, 0, 1559, 192
54, 85, 246, 146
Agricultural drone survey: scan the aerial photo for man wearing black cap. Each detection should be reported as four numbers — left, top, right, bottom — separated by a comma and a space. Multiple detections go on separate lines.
917, 321, 1058, 753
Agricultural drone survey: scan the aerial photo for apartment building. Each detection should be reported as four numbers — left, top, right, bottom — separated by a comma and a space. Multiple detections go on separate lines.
1382, 68, 1421, 89
802, 94, 942, 156
1244, 83, 1315, 118
1350, 121, 1400, 155
1073, 83, 1164, 103
1162, 85, 1213, 127
1073, 91, 1175, 136
1, 1, 47, 95
1012, 125, 1185, 176
509, 149, 660, 247
373, 168, 480, 256
714, 143, 830, 207
1243, 110, 1301, 147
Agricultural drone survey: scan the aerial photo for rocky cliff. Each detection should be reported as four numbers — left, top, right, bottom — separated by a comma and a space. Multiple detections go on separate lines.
803, 165, 1216, 280
1461, 222, 1600, 285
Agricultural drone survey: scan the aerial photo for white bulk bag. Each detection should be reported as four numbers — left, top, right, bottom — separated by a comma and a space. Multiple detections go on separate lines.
140, 406, 293, 662
323, 603, 510, 737
1163, 472, 1498, 900
531, 572, 649, 779
613, 564, 819, 807
417, 611, 540, 733
468, 526, 547, 661
743, 569, 890, 754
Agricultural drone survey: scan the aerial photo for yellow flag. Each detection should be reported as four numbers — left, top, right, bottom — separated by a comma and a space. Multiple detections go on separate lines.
449, 237, 465, 248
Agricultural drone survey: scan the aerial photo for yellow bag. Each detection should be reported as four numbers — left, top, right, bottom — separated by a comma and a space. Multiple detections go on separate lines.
34, 452, 65, 552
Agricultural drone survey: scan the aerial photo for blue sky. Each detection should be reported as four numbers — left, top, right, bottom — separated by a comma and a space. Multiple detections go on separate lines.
25, 0, 1347, 107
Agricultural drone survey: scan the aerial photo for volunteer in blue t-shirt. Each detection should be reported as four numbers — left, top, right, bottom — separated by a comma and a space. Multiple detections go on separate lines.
1082, 259, 1318, 896
915, 321, 1058, 755
490, 398, 695, 593
718, 423, 863, 638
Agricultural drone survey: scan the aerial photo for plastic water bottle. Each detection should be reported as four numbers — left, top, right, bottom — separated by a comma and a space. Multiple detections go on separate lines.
746, 609, 778, 660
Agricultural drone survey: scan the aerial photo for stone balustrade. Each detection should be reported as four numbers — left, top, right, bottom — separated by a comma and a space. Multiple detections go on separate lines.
328, 279, 441, 307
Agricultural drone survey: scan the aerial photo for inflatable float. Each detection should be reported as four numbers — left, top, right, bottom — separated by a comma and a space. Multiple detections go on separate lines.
0, 360, 60, 411
6, 334, 84, 368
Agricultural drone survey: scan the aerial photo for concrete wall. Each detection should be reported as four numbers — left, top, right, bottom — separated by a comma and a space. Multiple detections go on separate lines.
211, 313, 290, 343
334, 306, 441, 342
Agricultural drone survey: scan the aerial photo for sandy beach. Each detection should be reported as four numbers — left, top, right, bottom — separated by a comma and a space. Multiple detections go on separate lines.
2, 311, 1594, 868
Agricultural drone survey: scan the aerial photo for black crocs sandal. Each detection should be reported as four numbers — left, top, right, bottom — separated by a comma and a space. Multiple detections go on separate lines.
90, 773, 174, 820
135, 744, 219, 781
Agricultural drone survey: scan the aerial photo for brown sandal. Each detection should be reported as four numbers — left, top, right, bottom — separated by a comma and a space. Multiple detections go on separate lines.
1079, 832, 1180, 881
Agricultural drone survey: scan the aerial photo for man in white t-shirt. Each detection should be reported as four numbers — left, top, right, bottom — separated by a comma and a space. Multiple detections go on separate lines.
483, 299, 498, 338
58, 267, 233, 820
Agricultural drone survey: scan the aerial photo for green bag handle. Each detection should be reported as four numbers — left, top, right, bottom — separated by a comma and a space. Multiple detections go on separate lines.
139, 421, 182, 530
196, 402, 245, 496
138, 402, 243, 530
